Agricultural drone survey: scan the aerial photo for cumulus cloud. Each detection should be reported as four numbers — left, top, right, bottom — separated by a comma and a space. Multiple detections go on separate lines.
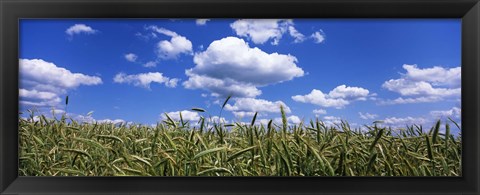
161, 110, 200, 122
225, 98, 291, 117
403, 64, 461, 87
147, 26, 193, 59
157, 36, 193, 59
113, 72, 179, 89
19, 89, 62, 108
184, 73, 262, 97
383, 79, 460, 97
292, 85, 370, 108
230, 19, 290, 45
19, 59, 102, 108
430, 107, 461, 119
124, 53, 138, 62
196, 19, 210, 26
183, 36, 304, 97
230, 19, 326, 45
359, 112, 378, 120
19, 89, 58, 100
381, 64, 461, 104
21, 59, 102, 89
65, 24, 97, 36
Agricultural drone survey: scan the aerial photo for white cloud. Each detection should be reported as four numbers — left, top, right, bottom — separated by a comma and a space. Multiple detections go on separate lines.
124, 53, 138, 62
225, 97, 291, 115
148, 26, 193, 59
293, 90, 347, 108
19, 89, 58, 100
232, 111, 257, 118
74, 114, 96, 124
288, 26, 306, 43
19, 59, 102, 108
292, 85, 370, 108
148, 26, 178, 37
196, 19, 210, 26
97, 119, 126, 124
379, 96, 442, 105
20, 99, 62, 107
157, 36, 193, 59
19, 89, 62, 108
359, 112, 378, 120
269, 115, 302, 126
430, 107, 461, 119
20, 59, 102, 89
313, 109, 327, 115
165, 78, 180, 88
322, 115, 342, 126
311, 31, 326, 43
143, 61, 157, 68
382, 79, 460, 97
230, 19, 326, 45
161, 110, 200, 122
230, 19, 324, 45
50, 108, 66, 114
113, 72, 179, 89
208, 116, 228, 124
328, 85, 370, 100
403, 64, 460, 87
381, 64, 461, 104
287, 115, 301, 124
183, 36, 304, 97
65, 24, 97, 36
73, 113, 127, 125
257, 119, 272, 126
383, 116, 427, 126
183, 73, 261, 97
324, 116, 341, 121
230, 19, 290, 45
135, 32, 157, 41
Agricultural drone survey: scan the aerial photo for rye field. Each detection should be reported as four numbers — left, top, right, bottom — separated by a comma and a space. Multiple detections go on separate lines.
19, 107, 461, 176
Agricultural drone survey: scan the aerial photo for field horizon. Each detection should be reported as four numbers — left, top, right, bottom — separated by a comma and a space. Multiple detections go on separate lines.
19, 105, 462, 176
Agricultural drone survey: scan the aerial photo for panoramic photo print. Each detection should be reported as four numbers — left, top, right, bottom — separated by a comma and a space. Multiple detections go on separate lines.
19, 19, 461, 176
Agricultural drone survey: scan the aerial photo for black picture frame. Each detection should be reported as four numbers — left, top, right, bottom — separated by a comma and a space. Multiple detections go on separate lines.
1, 0, 479, 194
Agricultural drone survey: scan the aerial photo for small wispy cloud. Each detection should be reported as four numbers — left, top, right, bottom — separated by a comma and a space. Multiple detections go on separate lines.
65, 24, 98, 36
124, 53, 138, 62
196, 19, 210, 26
311, 30, 326, 43
358, 112, 378, 120
113, 72, 179, 89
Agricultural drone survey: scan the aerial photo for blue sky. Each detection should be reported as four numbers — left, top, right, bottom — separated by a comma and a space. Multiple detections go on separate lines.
19, 19, 461, 133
